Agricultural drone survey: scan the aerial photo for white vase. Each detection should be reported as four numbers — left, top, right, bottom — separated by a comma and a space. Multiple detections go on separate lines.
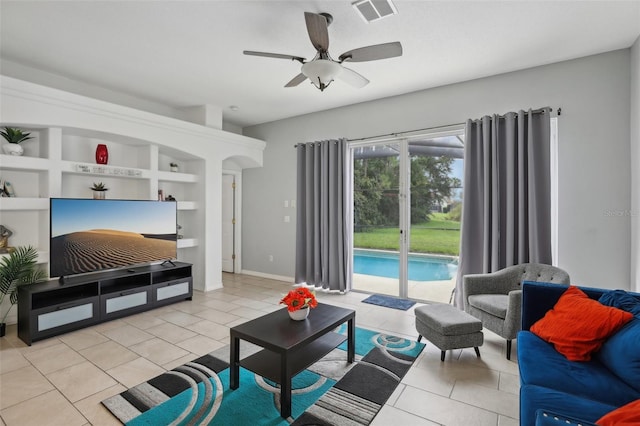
2, 144, 23, 156
288, 307, 309, 321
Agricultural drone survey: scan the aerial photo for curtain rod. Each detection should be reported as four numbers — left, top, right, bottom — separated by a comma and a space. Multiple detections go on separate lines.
471, 106, 560, 122
293, 107, 560, 147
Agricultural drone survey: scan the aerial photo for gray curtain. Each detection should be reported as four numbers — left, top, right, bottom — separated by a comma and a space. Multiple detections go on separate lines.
295, 139, 351, 292
454, 109, 552, 308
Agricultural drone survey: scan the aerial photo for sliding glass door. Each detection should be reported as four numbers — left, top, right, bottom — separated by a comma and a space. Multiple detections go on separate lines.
351, 129, 464, 302
406, 135, 463, 301
352, 142, 402, 297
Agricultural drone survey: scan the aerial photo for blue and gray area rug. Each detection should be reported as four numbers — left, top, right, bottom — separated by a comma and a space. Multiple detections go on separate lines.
102, 326, 425, 425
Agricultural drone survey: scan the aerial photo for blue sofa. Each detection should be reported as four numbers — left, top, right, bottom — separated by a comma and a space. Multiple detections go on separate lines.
518, 281, 640, 426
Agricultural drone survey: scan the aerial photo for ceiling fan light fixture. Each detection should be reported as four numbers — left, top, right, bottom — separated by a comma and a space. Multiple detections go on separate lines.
301, 59, 342, 91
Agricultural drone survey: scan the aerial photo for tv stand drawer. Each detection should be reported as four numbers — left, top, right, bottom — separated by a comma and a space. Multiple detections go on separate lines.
101, 288, 151, 320
153, 278, 193, 305
22, 297, 101, 344
37, 301, 96, 331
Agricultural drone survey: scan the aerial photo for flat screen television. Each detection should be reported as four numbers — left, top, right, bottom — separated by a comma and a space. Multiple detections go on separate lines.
50, 198, 177, 279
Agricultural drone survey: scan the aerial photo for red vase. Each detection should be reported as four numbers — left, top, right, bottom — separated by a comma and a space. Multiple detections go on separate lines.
95, 144, 109, 165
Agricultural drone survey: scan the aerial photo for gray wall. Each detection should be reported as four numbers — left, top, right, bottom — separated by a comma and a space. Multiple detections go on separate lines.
243, 49, 633, 291
631, 36, 640, 293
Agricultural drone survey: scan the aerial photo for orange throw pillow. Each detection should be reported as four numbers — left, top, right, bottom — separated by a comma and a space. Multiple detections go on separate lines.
530, 286, 633, 361
597, 399, 640, 425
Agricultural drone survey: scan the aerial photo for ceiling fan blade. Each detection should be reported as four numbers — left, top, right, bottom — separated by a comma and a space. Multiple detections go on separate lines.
338, 41, 403, 63
285, 73, 308, 87
337, 66, 369, 88
304, 12, 329, 52
243, 50, 305, 63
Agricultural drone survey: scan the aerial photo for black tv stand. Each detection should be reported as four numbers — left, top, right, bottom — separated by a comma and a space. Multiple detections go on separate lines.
18, 262, 193, 345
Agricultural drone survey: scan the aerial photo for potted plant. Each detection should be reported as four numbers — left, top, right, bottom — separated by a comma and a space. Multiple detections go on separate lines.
170, 162, 179, 172
280, 287, 318, 320
0, 246, 47, 336
1, 127, 33, 156
91, 182, 108, 199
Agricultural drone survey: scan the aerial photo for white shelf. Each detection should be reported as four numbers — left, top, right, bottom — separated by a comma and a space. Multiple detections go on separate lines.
60, 161, 151, 179
0, 197, 49, 210
158, 171, 197, 183
177, 201, 197, 210
177, 238, 198, 248
0, 155, 50, 171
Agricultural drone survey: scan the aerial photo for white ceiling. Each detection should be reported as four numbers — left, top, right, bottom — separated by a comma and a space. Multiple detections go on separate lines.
1, 1, 639, 128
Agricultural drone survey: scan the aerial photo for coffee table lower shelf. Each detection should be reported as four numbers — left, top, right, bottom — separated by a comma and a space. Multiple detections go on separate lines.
240, 331, 347, 383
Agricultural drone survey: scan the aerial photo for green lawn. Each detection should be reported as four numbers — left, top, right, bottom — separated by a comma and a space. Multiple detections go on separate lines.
354, 213, 460, 255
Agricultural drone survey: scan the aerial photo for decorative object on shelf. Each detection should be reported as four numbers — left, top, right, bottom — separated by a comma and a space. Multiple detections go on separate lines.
75, 163, 143, 177
280, 287, 318, 320
0, 225, 14, 254
0, 179, 11, 197
158, 189, 164, 201
91, 182, 108, 199
2, 181, 16, 197
0, 245, 47, 337
95, 143, 109, 165
1, 127, 33, 156
170, 163, 179, 172
165, 195, 176, 201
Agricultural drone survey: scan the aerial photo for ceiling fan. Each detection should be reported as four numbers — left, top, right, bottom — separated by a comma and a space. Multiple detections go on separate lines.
243, 12, 403, 92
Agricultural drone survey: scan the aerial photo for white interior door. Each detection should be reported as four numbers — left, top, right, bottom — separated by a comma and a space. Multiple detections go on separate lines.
221, 174, 235, 272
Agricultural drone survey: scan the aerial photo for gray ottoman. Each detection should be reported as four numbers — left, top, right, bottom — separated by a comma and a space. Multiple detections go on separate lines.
415, 303, 484, 361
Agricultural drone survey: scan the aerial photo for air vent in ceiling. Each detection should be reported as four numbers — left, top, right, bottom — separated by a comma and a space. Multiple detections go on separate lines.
352, 0, 398, 23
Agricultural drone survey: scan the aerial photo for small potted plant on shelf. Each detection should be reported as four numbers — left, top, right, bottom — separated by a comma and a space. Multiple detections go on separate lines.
91, 182, 108, 199
1, 127, 33, 156
280, 287, 318, 321
0, 246, 47, 337
170, 162, 179, 172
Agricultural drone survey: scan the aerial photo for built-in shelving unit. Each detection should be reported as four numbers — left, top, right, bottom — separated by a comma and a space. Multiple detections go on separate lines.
0, 126, 204, 326
1, 75, 266, 327
0, 126, 203, 260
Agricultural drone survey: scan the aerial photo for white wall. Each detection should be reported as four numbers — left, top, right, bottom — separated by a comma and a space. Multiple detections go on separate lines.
631, 36, 640, 293
0, 59, 243, 134
243, 49, 633, 291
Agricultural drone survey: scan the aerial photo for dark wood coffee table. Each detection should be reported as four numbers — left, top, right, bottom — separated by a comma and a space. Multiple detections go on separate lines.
229, 302, 355, 418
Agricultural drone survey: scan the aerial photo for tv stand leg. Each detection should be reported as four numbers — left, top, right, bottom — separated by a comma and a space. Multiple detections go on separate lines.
161, 260, 176, 267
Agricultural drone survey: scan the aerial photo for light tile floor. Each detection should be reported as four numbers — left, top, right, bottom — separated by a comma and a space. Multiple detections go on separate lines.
0, 273, 519, 426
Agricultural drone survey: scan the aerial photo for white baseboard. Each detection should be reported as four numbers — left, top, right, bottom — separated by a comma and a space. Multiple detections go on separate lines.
240, 269, 293, 283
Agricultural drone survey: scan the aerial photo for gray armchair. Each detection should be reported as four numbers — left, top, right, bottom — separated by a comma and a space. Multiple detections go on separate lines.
463, 263, 570, 360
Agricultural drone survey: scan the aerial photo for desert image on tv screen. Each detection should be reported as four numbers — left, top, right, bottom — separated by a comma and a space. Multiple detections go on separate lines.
50, 199, 177, 277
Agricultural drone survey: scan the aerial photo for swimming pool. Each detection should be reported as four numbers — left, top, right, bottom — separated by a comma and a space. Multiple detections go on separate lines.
354, 249, 458, 281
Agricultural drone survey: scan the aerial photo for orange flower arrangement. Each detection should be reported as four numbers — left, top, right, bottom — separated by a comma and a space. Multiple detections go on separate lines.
280, 287, 318, 312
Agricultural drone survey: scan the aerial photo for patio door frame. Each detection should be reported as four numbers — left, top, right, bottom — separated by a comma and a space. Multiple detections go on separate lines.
349, 124, 465, 299
348, 137, 411, 297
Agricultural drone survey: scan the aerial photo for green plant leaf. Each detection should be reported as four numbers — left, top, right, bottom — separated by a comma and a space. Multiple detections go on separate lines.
0, 246, 46, 323
1, 127, 33, 144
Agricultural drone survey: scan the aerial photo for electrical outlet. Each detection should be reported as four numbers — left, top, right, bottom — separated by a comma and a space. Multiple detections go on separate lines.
268, 255, 274, 262
284, 215, 290, 223
291, 199, 296, 208
284, 200, 289, 208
